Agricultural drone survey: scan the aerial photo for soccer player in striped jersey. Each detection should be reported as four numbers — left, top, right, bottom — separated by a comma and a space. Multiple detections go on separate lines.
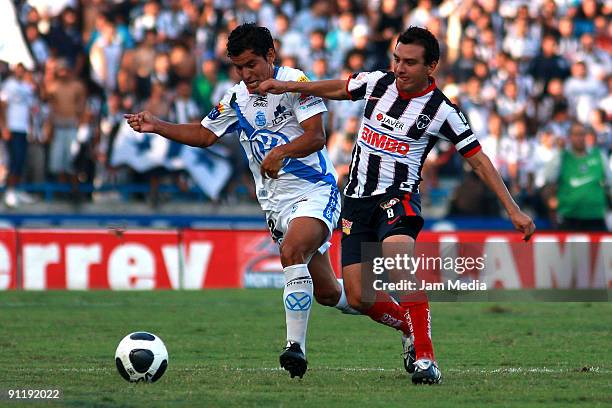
126, 23, 415, 379
260, 26, 536, 384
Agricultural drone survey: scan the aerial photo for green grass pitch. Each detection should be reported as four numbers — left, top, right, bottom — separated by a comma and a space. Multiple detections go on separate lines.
0, 290, 610, 407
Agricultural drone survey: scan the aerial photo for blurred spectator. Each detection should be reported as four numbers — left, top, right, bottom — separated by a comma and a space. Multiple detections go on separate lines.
589, 108, 612, 153
502, 16, 540, 62
545, 122, 611, 231
325, 12, 356, 72
558, 16, 580, 60
25, 23, 49, 67
575, 32, 612, 81
502, 119, 535, 202
460, 76, 490, 138
527, 34, 571, 97
0, 64, 36, 207
47, 7, 85, 75
451, 37, 479, 83
480, 112, 508, 181
563, 61, 606, 124
44, 60, 87, 190
89, 14, 125, 92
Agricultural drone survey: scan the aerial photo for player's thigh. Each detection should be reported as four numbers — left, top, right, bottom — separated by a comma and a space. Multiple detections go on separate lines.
308, 250, 341, 306
280, 216, 329, 265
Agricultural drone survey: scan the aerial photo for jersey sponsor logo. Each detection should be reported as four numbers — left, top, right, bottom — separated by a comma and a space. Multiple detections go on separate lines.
207, 103, 224, 120
416, 114, 431, 130
342, 218, 353, 235
569, 176, 597, 188
255, 111, 267, 127
376, 112, 405, 131
249, 129, 290, 165
298, 98, 323, 110
360, 126, 410, 156
253, 96, 268, 107
271, 104, 292, 126
380, 198, 399, 209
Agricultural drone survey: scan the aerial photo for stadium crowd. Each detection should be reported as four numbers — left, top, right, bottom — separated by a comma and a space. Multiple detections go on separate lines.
0, 0, 610, 228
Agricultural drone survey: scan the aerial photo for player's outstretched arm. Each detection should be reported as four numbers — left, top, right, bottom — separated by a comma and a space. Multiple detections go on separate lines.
465, 150, 536, 241
258, 79, 349, 100
124, 111, 217, 148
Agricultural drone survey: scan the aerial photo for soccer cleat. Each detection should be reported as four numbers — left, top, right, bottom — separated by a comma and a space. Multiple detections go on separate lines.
411, 359, 442, 384
279, 342, 307, 378
401, 334, 416, 374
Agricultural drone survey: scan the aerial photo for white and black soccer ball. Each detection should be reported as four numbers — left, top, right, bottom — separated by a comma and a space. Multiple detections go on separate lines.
115, 332, 168, 383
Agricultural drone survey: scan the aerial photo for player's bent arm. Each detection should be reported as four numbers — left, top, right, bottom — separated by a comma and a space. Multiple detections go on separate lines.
260, 79, 349, 100
154, 120, 217, 148
276, 114, 326, 159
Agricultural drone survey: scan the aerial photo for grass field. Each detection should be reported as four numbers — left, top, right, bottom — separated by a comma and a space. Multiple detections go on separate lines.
0, 290, 610, 407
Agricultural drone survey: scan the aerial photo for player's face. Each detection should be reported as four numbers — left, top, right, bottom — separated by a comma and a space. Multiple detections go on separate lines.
230, 48, 276, 93
392, 43, 436, 94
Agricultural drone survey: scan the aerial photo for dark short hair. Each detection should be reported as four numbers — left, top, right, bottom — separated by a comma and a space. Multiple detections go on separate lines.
227, 23, 274, 58
397, 26, 440, 66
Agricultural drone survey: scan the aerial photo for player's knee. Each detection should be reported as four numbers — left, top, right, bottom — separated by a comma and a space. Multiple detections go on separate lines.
314, 286, 341, 307
279, 241, 310, 267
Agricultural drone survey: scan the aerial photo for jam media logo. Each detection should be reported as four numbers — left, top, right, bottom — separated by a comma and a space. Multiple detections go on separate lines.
416, 114, 431, 130
285, 291, 312, 311
250, 129, 291, 165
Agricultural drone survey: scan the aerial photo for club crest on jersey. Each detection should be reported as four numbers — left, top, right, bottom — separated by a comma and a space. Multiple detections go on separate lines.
360, 126, 410, 156
376, 112, 405, 131
207, 103, 224, 120
416, 114, 431, 130
249, 129, 290, 165
342, 218, 353, 235
255, 111, 267, 127
380, 198, 399, 209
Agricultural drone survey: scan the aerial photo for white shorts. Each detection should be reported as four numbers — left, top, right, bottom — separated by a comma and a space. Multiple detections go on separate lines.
265, 183, 340, 255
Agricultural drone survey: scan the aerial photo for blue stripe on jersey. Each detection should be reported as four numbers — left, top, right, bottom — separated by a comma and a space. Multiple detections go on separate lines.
317, 151, 327, 174
273, 66, 279, 78
230, 98, 255, 137
323, 185, 339, 222
283, 159, 336, 187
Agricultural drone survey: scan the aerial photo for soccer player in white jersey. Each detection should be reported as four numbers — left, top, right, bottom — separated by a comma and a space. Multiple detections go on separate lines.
126, 24, 415, 379
260, 26, 536, 384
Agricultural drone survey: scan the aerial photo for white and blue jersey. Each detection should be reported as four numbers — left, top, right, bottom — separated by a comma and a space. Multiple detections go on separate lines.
201, 66, 340, 244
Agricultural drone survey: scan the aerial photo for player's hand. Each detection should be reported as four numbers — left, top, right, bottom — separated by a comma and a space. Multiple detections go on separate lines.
124, 111, 158, 133
510, 210, 536, 241
260, 147, 285, 179
1, 128, 11, 141
258, 79, 288, 95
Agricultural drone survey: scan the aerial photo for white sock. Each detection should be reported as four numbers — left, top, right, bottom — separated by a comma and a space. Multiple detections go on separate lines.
334, 279, 362, 315
283, 264, 313, 355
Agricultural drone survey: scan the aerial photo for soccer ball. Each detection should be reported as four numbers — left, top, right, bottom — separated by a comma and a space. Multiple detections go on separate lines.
115, 332, 168, 383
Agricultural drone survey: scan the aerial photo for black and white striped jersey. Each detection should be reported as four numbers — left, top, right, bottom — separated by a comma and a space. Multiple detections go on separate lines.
344, 70, 481, 198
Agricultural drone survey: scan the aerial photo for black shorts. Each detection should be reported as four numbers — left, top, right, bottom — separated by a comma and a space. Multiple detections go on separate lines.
341, 190, 424, 267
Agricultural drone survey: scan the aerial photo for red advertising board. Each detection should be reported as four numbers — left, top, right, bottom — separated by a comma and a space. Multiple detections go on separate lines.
1, 229, 609, 290
17, 229, 180, 290
180, 230, 341, 288
0, 229, 17, 290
